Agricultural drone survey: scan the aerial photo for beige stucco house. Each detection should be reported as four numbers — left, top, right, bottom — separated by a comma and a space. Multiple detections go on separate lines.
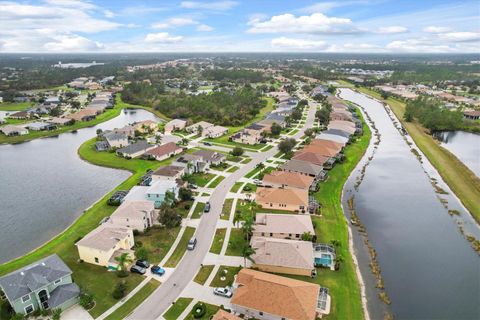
253, 213, 315, 240
109, 200, 155, 232
255, 187, 309, 213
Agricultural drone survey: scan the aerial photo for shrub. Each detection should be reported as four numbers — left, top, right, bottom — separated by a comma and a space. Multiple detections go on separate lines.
79, 293, 94, 310
112, 281, 127, 300
52, 308, 62, 320
191, 302, 206, 319
184, 204, 191, 210
133, 229, 140, 236
136, 247, 149, 260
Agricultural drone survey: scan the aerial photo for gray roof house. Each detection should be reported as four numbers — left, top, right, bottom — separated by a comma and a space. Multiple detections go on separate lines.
0, 254, 80, 315
116, 141, 155, 158
280, 159, 324, 178
192, 149, 226, 165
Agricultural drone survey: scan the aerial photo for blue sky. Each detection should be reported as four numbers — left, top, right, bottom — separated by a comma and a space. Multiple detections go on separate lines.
0, 0, 479, 52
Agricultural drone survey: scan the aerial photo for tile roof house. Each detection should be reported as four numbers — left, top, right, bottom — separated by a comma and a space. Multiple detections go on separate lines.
212, 309, 242, 320
328, 121, 356, 135
254, 213, 315, 240
133, 120, 158, 133
0, 255, 80, 315
262, 171, 314, 191
113, 125, 135, 138
164, 119, 187, 133
109, 200, 155, 232
76, 226, 135, 269
203, 125, 228, 138
67, 108, 97, 121
255, 187, 308, 213
144, 142, 183, 161
316, 133, 349, 145
116, 141, 156, 158
48, 117, 74, 126
323, 128, 351, 138
250, 237, 315, 276
231, 269, 328, 320
186, 121, 214, 133
293, 151, 331, 167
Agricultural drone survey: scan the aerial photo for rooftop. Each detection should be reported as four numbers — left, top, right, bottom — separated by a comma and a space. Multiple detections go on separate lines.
255, 187, 308, 206
251, 237, 314, 270
76, 226, 131, 251
255, 213, 315, 235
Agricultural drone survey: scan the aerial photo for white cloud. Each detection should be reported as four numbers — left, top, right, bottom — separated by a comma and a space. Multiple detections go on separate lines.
247, 13, 360, 34
144, 32, 183, 43
152, 17, 198, 29
386, 39, 454, 53
197, 24, 214, 31
298, 1, 372, 14
438, 32, 480, 42
104, 10, 115, 18
43, 34, 104, 51
43, 0, 97, 10
180, 1, 238, 11
423, 26, 451, 33
271, 37, 327, 49
375, 26, 408, 34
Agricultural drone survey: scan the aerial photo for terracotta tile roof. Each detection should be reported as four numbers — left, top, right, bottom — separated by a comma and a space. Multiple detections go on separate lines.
293, 151, 330, 166
262, 170, 314, 190
302, 144, 339, 157
231, 269, 320, 320
310, 139, 344, 152
254, 213, 315, 235
212, 309, 242, 320
255, 187, 308, 207
251, 237, 314, 270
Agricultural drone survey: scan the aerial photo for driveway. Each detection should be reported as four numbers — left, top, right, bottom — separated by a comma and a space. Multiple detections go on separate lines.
127, 101, 317, 320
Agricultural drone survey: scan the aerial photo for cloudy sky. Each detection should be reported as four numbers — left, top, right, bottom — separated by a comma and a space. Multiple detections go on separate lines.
0, 0, 479, 53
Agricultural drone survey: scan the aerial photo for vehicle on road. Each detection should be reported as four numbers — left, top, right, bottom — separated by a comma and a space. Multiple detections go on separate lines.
151, 265, 165, 276
131, 265, 146, 275
204, 202, 211, 213
203, 142, 212, 146
213, 287, 233, 298
136, 260, 150, 268
253, 179, 262, 185
188, 184, 198, 189
187, 237, 197, 250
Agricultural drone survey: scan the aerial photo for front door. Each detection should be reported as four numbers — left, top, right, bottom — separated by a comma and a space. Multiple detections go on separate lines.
38, 289, 49, 310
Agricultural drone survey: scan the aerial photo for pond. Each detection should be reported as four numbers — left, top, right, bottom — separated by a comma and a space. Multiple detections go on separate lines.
435, 130, 480, 177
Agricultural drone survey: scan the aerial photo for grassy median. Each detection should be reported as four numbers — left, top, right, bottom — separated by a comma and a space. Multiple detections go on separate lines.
163, 297, 194, 320
164, 227, 196, 268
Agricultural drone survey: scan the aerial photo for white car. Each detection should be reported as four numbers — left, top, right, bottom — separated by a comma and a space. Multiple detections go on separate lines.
253, 179, 262, 185
213, 287, 233, 298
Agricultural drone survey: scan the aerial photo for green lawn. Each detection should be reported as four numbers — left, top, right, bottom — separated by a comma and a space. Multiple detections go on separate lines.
226, 165, 239, 173
210, 163, 229, 171
192, 172, 216, 187
0, 138, 173, 317
241, 183, 257, 193
104, 279, 161, 320
194, 265, 215, 285
185, 302, 219, 320
191, 202, 206, 219
135, 226, 180, 264
287, 129, 300, 136
220, 198, 234, 220
209, 266, 242, 287
164, 227, 196, 268
245, 166, 263, 178
176, 200, 194, 218
0, 101, 33, 111
225, 229, 246, 256
207, 175, 225, 188
209, 228, 227, 254
230, 182, 244, 193
163, 297, 193, 320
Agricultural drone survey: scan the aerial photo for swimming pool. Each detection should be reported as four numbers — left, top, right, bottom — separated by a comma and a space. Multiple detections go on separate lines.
315, 254, 333, 267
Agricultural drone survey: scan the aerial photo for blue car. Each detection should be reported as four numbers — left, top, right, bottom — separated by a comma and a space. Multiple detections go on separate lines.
151, 265, 165, 276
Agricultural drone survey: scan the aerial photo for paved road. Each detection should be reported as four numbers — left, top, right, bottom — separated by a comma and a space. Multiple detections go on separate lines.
128, 101, 317, 320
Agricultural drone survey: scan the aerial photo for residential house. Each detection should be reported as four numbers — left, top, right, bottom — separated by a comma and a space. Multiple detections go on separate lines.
255, 187, 309, 213
8, 111, 31, 120
280, 159, 325, 179
105, 132, 129, 149
203, 125, 228, 138
310, 139, 344, 153
262, 171, 315, 191
323, 128, 351, 139
48, 117, 74, 126
146, 180, 179, 208
0, 125, 29, 136
144, 142, 183, 161
67, 108, 97, 122
152, 165, 185, 181
250, 237, 315, 276
113, 125, 135, 138
212, 309, 241, 320
26, 122, 57, 131
0, 255, 80, 315
316, 133, 349, 145
192, 149, 226, 165
231, 123, 266, 145
134, 120, 158, 133
44, 96, 61, 106
109, 200, 155, 232
76, 226, 135, 269
186, 121, 213, 134
253, 213, 315, 240
293, 151, 331, 167
164, 119, 187, 133
330, 110, 353, 122
302, 144, 340, 159
116, 141, 155, 158
463, 110, 480, 120
328, 121, 356, 135
231, 269, 330, 320
173, 154, 204, 173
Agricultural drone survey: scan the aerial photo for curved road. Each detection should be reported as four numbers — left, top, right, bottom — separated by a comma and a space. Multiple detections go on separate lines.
128, 98, 317, 320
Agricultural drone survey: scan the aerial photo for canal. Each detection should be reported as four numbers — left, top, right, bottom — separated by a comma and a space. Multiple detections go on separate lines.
0, 109, 160, 264
339, 88, 480, 320
435, 130, 480, 177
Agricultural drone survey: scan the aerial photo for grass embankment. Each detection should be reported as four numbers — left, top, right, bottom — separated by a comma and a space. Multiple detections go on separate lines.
0, 102, 33, 111
194, 265, 215, 285
356, 86, 480, 222
104, 279, 161, 320
0, 138, 172, 317
163, 297, 193, 320
164, 227, 196, 268
209, 228, 227, 254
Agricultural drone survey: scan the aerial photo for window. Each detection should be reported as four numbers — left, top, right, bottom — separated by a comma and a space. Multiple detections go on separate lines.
259, 312, 263, 316
54, 279, 62, 285
21, 295, 30, 303
24, 305, 34, 314
94, 257, 99, 263
261, 233, 265, 236
296, 234, 300, 238
270, 233, 273, 237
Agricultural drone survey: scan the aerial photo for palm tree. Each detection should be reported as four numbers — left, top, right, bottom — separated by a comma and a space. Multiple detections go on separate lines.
241, 215, 254, 243
115, 253, 133, 272
242, 245, 256, 267
164, 190, 177, 207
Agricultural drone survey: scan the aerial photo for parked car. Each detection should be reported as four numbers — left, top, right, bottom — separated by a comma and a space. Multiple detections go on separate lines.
151, 265, 165, 276
187, 237, 197, 250
204, 202, 211, 213
253, 179, 262, 185
131, 265, 146, 275
136, 260, 150, 268
213, 287, 233, 298
188, 184, 198, 190
203, 142, 212, 146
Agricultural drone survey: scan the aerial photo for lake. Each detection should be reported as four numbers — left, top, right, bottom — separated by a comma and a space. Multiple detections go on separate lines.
435, 130, 480, 177
0, 109, 160, 264
339, 89, 480, 320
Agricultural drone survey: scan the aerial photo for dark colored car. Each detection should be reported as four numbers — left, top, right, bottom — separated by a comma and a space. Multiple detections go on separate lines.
136, 260, 150, 268
151, 265, 165, 276
203, 142, 212, 146
130, 265, 146, 275
204, 202, 211, 213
